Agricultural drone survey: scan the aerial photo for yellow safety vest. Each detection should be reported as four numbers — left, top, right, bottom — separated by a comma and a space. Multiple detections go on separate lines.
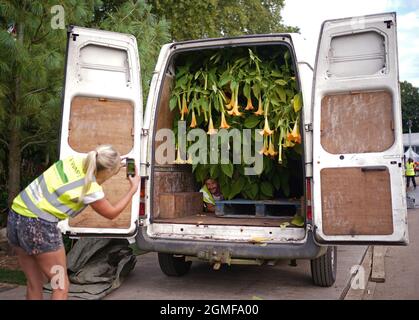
12, 156, 103, 222
406, 162, 415, 177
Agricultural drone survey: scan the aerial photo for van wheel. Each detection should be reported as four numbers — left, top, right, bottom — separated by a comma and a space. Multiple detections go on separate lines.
158, 253, 192, 276
310, 246, 337, 287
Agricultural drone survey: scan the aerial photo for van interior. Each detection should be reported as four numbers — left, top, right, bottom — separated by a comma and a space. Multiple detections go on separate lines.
151, 44, 305, 229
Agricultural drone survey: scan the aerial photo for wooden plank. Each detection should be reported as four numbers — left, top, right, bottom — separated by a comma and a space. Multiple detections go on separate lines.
69, 96, 134, 155
69, 170, 131, 229
321, 167, 393, 235
371, 246, 387, 283
321, 91, 394, 154
159, 192, 203, 219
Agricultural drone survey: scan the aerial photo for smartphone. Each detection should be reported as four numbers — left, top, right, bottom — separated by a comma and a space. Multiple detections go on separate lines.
126, 158, 135, 177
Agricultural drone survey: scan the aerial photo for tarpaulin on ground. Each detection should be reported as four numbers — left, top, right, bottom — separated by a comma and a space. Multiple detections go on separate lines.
44, 238, 136, 300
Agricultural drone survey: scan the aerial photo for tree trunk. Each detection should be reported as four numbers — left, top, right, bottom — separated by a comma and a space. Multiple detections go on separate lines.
7, 122, 21, 207
7, 22, 24, 207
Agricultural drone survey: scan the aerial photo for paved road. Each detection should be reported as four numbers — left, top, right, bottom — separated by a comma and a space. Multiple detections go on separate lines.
104, 245, 366, 300
366, 187, 419, 300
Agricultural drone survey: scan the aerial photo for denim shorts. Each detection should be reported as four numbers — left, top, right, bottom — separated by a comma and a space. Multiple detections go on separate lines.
7, 210, 63, 255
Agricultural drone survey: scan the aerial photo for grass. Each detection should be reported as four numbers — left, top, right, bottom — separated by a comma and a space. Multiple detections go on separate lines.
0, 268, 27, 286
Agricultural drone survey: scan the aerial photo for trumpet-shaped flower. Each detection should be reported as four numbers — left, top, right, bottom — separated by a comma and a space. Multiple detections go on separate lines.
174, 148, 186, 164
259, 117, 274, 136
267, 136, 278, 157
259, 136, 269, 155
288, 121, 301, 144
219, 112, 230, 129
245, 97, 255, 110
180, 95, 189, 121
190, 110, 197, 128
254, 96, 264, 116
207, 116, 218, 135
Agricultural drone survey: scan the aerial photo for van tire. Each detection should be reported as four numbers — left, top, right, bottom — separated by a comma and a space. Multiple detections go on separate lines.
310, 246, 337, 287
158, 253, 192, 276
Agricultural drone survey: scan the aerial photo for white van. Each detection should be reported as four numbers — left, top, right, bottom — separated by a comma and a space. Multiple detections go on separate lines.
58, 12, 408, 287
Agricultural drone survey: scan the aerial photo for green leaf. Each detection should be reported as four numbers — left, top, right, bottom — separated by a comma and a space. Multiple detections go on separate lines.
221, 163, 234, 178
277, 87, 287, 103
210, 165, 220, 179
293, 92, 302, 112
275, 79, 287, 86
272, 172, 281, 190
229, 177, 246, 199
247, 182, 259, 199
169, 95, 178, 111
244, 115, 261, 129
260, 181, 274, 197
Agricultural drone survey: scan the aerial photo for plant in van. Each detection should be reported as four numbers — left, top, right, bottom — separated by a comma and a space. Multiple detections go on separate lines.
169, 47, 302, 200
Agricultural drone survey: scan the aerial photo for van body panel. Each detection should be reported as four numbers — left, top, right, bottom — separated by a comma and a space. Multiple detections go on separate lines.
58, 26, 142, 237
312, 13, 408, 244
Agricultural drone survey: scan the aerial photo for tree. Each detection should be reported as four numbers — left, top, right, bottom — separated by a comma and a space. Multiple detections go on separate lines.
0, 0, 169, 213
148, 0, 298, 41
400, 81, 419, 133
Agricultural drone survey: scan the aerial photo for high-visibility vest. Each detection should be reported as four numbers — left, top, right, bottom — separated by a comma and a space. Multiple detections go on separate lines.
406, 162, 415, 177
200, 185, 215, 205
12, 156, 103, 222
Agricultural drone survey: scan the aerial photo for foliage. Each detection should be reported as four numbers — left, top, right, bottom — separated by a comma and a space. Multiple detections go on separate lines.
401, 81, 419, 133
148, 0, 298, 41
170, 46, 302, 200
0, 268, 27, 285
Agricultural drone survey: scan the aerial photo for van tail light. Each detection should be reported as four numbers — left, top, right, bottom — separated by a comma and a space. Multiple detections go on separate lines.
306, 178, 312, 221
139, 178, 146, 217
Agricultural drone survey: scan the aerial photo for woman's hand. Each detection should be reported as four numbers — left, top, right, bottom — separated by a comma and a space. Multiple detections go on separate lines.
128, 165, 140, 192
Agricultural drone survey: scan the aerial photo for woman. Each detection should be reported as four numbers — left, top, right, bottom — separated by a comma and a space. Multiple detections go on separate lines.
6, 144, 140, 300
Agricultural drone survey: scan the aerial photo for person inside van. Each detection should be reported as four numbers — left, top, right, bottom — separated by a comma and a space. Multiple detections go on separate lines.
406, 157, 416, 189
6, 144, 140, 300
200, 178, 223, 212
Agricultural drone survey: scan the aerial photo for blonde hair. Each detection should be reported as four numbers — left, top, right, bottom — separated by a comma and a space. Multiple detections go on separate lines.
79, 144, 121, 203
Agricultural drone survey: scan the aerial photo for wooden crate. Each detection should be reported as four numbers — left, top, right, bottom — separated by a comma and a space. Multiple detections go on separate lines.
159, 192, 203, 219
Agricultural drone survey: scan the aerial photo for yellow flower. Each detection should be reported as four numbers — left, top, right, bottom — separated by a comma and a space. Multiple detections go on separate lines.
259, 117, 274, 136
190, 110, 197, 128
207, 116, 218, 135
227, 103, 242, 117
174, 148, 186, 164
267, 136, 278, 157
259, 136, 268, 155
220, 112, 230, 129
180, 95, 188, 121
284, 138, 295, 148
289, 121, 301, 144
254, 96, 264, 116
245, 97, 254, 111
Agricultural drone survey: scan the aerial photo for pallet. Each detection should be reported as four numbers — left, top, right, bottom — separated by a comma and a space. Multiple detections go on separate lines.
215, 199, 301, 218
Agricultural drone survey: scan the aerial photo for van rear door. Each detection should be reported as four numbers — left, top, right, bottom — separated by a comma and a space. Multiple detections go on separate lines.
312, 13, 408, 244
58, 26, 142, 238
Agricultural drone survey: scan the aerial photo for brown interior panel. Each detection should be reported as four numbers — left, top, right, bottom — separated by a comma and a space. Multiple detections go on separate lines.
69, 96, 134, 155
153, 166, 196, 219
321, 167, 393, 236
69, 170, 131, 228
321, 91, 394, 154
154, 74, 176, 164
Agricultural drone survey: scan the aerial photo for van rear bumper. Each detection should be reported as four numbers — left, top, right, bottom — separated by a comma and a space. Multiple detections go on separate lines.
135, 227, 327, 260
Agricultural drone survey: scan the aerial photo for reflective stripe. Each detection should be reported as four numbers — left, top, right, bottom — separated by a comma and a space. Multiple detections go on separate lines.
55, 178, 85, 196
20, 190, 59, 223
38, 175, 80, 216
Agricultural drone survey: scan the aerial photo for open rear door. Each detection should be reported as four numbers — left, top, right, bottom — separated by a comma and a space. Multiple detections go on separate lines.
58, 26, 142, 238
312, 13, 408, 245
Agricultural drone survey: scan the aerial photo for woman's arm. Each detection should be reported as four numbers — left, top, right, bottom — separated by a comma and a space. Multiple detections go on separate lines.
90, 170, 141, 220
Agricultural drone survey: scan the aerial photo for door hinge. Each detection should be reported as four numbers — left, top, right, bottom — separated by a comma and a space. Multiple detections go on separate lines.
141, 128, 149, 136
304, 123, 313, 132
384, 20, 393, 29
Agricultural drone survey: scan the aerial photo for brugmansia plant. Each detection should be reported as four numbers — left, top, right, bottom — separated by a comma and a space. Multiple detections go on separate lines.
169, 47, 303, 200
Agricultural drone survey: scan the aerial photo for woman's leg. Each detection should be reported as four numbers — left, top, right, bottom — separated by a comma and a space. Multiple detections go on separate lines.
13, 246, 46, 300
34, 247, 69, 300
